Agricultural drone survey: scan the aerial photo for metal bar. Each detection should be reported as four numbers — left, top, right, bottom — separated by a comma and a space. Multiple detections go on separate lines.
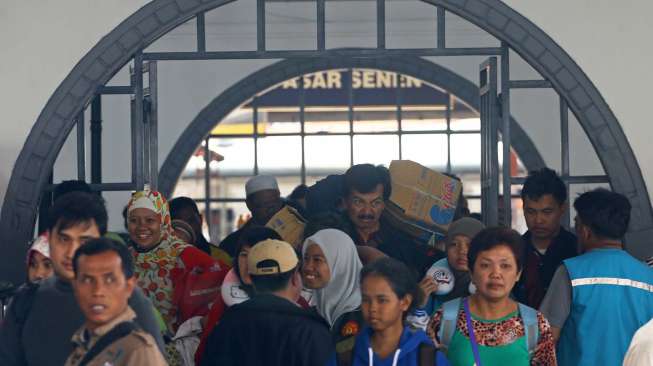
44, 182, 136, 192
76, 110, 86, 181
90, 95, 102, 185
204, 137, 212, 234
197, 12, 206, 53
133, 52, 145, 190
38, 173, 54, 234
142, 97, 151, 186
396, 82, 402, 160
253, 98, 259, 175
511, 175, 610, 185
98, 86, 134, 95
299, 75, 306, 185
209, 129, 481, 138
348, 68, 354, 166
446, 93, 451, 174
376, 0, 385, 49
143, 47, 503, 60
560, 95, 570, 228
257, 0, 266, 52
501, 43, 512, 227
437, 7, 445, 49
479, 57, 499, 226
149, 61, 159, 190
508, 80, 552, 89
317, 0, 325, 51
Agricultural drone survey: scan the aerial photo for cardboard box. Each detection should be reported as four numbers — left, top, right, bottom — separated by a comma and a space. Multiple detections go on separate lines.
265, 205, 307, 249
388, 160, 462, 233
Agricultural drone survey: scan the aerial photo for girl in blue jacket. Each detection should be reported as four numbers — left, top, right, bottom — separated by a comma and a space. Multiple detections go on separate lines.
353, 257, 449, 366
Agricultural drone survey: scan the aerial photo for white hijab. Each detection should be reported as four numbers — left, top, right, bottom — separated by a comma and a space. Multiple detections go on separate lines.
303, 229, 363, 328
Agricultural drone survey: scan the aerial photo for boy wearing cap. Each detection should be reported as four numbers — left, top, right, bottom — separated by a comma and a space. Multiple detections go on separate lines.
218, 175, 284, 258
200, 239, 335, 366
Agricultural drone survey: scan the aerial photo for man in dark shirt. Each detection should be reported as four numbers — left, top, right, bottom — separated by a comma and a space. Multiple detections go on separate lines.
513, 168, 578, 308
341, 164, 443, 277
201, 239, 335, 366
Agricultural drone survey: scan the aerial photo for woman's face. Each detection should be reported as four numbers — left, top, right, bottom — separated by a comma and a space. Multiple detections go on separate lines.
27, 251, 53, 282
128, 208, 162, 249
447, 234, 471, 271
471, 244, 521, 301
301, 243, 331, 290
237, 245, 252, 285
361, 274, 411, 332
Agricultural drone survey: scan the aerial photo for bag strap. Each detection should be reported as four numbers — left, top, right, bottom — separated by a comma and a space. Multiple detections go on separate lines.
78, 321, 138, 366
517, 303, 539, 355
417, 342, 436, 366
437, 298, 461, 350
11, 282, 40, 338
463, 298, 483, 366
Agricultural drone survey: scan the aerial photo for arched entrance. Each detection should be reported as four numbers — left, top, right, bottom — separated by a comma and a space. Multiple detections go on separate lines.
157, 55, 545, 198
1, 0, 651, 284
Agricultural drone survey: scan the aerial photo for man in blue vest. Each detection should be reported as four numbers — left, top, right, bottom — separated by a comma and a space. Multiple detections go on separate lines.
540, 188, 653, 366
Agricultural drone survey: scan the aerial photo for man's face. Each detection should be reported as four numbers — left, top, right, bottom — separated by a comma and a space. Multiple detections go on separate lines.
48, 220, 101, 282
345, 184, 385, 232
523, 194, 565, 243
246, 189, 283, 225
73, 251, 135, 331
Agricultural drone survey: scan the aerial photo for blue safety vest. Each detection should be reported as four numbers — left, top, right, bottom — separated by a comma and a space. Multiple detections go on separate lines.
557, 248, 653, 366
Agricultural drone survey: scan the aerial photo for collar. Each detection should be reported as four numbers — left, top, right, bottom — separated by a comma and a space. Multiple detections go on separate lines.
71, 306, 137, 349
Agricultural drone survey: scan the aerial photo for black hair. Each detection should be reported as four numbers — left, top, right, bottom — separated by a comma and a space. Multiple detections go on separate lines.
521, 168, 567, 205
73, 237, 134, 279
48, 191, 108, 235
53, 180, 93, 202
468, 227, 524, 273
288, 184, 309, 202
573, 188, 631, 240
343, 164, 391, 201
360, 257, 423, 315
234, 226, 283, 295
169, 196, 201, 218
250, 266, 297, 293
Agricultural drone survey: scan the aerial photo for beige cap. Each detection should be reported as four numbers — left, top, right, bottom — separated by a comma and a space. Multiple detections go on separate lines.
247, 239, 298, 276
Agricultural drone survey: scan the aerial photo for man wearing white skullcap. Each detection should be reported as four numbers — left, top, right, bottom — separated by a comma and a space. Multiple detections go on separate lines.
219, 175, 284, 258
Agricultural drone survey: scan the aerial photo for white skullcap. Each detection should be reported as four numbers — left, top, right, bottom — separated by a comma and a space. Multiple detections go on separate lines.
245, 175, 279, 196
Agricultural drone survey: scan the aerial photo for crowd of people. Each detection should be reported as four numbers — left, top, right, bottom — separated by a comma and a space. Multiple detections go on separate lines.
0, 163, 652, 366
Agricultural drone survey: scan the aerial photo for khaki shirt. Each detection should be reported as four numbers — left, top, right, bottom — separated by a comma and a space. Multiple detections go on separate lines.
65, 306, 167, 366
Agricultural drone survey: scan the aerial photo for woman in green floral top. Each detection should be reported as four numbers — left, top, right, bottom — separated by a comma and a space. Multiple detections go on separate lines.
426, 227, 556, 366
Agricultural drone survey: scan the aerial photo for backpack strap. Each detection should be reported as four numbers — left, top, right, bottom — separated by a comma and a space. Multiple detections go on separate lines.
517, 303, 539, 356
10, 281, 40, 337
437, 298, 461, 350
417, 342, 436, 366
78, 321, 138, 366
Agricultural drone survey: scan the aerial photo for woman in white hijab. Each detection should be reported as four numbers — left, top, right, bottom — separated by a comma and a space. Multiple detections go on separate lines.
302, 228, 364, 363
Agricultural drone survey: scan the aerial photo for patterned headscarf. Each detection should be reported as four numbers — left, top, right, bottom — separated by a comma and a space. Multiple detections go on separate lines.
127, 190, 174, 245
127, 190, 191, 332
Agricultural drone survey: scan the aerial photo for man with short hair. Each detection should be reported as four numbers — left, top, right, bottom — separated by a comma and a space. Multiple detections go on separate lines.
341, 164, 443, 276
513, 168, 578, 308
540, 188, 653, 366
218, 175, 284, 257
170, 196, 232, 265
0, 192, 164, 366
65, 238, 166, 365
200, 239, 335, 366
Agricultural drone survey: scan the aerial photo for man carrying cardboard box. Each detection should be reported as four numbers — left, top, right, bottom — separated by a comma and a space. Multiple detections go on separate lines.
341, 164, 444, 277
